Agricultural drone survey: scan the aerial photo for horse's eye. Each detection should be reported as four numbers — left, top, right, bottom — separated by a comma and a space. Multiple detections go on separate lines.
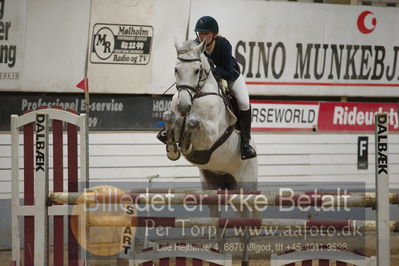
195, 69, 200, 75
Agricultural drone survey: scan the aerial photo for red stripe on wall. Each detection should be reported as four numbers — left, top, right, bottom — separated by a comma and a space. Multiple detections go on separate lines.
246, 81, 399, 87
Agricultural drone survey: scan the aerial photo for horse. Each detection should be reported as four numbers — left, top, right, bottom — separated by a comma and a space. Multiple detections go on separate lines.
162, 39, 258, 265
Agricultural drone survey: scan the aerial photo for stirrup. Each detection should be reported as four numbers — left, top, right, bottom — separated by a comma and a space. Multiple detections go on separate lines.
156, 130, 168, 144
240, 142, 257, 160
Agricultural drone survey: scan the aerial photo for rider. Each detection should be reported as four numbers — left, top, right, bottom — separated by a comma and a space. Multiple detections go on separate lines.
157, 16, 256, 160
194, 16, 256, 160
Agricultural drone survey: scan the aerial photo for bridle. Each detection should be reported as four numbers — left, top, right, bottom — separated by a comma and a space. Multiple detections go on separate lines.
176, 55, 226, 105
176, 56, 209, 96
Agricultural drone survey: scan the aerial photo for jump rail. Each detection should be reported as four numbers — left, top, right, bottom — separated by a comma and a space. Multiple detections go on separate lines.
48, 191, 399, 207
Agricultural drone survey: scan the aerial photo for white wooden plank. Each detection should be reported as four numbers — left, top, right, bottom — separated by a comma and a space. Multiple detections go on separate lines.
0, 168, 386, 184
2, 132, 399, 146
4, 152, 399, 169
87, 156, 192, 167
0, 134, 11, 145
89, 143, 399, 156
0, 133, 81, 145
0, 144, 75, 158
2, 133, 399, 156
2, 160, 399, 182
253, 133, 399, 144
257, 143, 399, 155
90, 132, 399, 145
94, 154, 399, 167
2, 173, 398, 196
0, 179, 80, 194
87, 132, 399, 145
0, 169, 86, 182
260, 154, 399, 165
2, 172, 398, 191
32, 154, 398, 168
8, 145, 399, 164
89, 166, 199, 179
258, 174, 377, 183
259, 165, 399, 176
1, 173, 398, 200
91, 144, 166, 156
87, 132, 159, 144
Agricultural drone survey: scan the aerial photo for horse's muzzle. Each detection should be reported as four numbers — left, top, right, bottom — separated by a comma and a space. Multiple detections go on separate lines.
177, 104, 191, 116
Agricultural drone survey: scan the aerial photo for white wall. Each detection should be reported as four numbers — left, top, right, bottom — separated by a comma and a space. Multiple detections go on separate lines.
1, 131, 398, 199
20, 0, 90, 92
3, 0, 399, 96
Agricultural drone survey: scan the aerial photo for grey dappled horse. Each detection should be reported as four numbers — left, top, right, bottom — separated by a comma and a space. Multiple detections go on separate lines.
162, 39, 258, 265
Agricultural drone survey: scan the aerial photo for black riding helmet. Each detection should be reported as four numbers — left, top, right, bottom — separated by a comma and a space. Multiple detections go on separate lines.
194, 16, 219, 34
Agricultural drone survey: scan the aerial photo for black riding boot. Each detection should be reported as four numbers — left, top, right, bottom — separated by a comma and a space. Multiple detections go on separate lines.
239, 109, 257, 160
156, 128, 168, 144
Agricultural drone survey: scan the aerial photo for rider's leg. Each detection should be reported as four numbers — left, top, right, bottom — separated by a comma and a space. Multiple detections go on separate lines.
230, 75, 257, 160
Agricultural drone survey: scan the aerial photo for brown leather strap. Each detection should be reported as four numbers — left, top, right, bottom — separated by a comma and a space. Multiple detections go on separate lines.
185, 125, 234, 165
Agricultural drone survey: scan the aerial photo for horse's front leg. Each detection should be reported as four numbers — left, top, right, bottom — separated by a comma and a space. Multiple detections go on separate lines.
180, 113, 200, 155
163, 110, 180, 161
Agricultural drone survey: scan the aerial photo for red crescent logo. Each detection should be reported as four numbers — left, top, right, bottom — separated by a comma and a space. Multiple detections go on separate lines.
357, 11, 376, 34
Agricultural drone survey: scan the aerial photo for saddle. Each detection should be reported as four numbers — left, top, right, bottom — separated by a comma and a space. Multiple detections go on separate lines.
209, 64, 241, 130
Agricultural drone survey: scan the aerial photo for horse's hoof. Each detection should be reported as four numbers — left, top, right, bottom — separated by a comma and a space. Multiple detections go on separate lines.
167, 151, 180, 161
167, 147, 180, 161
181, 144, 193, 155
241, 261, 249, 266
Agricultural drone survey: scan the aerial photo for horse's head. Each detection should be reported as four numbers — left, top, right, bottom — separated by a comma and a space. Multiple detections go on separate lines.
174, 38, 210, 117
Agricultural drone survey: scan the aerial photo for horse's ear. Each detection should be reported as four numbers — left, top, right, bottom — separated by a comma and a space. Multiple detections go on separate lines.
174, 37, 182, 51
195, 40, 206, 55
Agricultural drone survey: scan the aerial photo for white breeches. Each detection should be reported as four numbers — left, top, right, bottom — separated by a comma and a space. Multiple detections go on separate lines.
230, 75, 250, 111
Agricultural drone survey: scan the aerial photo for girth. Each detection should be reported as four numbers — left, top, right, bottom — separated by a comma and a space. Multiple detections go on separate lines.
185, 125, 234, 165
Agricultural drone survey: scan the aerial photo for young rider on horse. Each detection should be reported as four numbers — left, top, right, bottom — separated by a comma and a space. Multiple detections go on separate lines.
157, 16, 256, 160
193, 16, 256, 160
